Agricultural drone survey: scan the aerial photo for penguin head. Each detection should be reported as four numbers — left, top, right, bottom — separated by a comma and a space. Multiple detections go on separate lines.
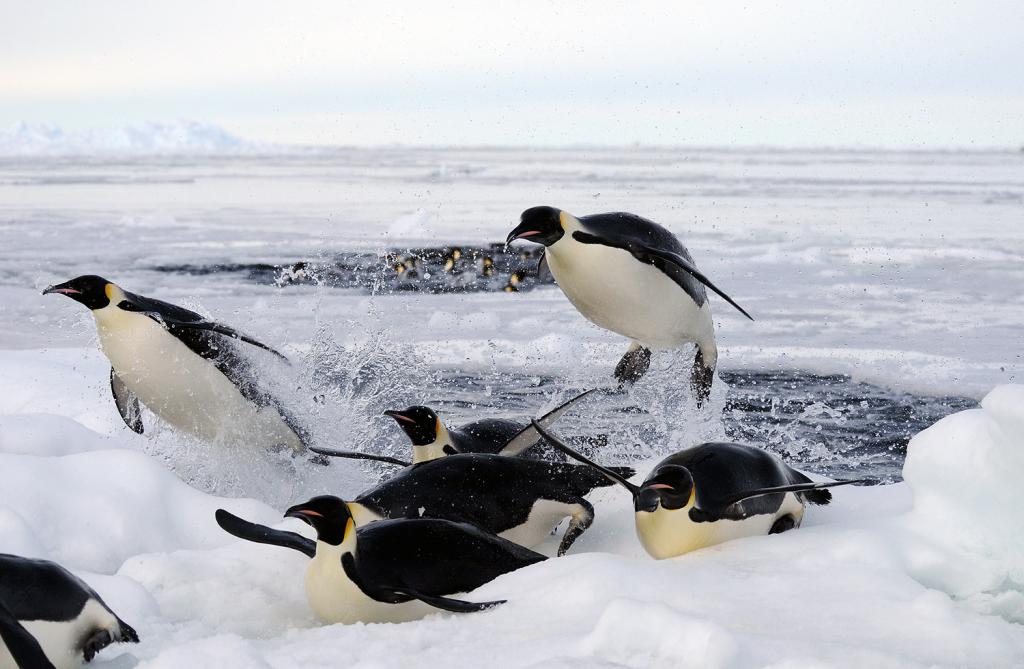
42, 275, 115, 310
635, 465, 694, 513
285, 495, 353, 546
384, 406, 440, 446
506, 206, 566, 247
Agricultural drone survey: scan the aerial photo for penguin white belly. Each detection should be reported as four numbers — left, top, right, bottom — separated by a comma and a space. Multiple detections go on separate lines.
546, 242, 713, 350
635, 493, 805, 560
0, 600, 120, 669
94, 308, 302, 451
498, 499, 579, 549
304, 543, 429, 624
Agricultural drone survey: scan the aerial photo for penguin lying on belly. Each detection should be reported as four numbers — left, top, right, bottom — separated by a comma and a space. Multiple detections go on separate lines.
215, 497, 545, 624
0, 554, 138, 669
507, 207, 753, 403
43, 275, 309, 454
310, 389, 596, 465
221, 453, 633, 556
531, 421, 866, 559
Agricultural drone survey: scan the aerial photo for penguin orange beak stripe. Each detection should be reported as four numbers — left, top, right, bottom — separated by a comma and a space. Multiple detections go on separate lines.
646, 484, 674, 490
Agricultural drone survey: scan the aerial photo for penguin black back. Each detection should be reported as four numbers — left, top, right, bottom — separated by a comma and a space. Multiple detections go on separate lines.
356, 453, 631, 531
353, 518, 546, 601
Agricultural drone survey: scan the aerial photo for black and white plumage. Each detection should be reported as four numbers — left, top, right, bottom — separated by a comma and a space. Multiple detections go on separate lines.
507, 207, 752, 402
311, 389, 596, 466
220, 452, 632, 557
215, 497, 545, 624
43, 275, 308, 453
0, 554, 138, 669
533, 421, 866, 559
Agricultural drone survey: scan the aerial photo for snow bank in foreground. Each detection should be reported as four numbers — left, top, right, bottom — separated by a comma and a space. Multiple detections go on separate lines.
0, 120, 258, 156
0, 347, 1021, 667
903, 384, 1024, 622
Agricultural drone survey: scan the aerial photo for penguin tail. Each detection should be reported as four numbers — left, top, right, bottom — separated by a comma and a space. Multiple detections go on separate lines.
801, 488, 833, 506
582, 465, 636, 491
117, 619, 140, 644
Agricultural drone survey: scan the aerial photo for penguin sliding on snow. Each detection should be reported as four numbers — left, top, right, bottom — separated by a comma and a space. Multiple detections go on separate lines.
43, 275, 309, 453
311, 389, 596, 466
0, 554, 138, 669
531, 420, 866, 559
506, 207, 753, 403
215, 497, 545, 624
221, 453, 633, 556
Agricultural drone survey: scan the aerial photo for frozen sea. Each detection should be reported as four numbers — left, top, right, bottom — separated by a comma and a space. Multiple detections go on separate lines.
1, 146, 1023, 668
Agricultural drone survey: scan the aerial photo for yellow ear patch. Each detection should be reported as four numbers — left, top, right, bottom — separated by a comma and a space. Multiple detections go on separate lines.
104, 284, 115, 300
343, 516, 354, 541
558, 211, 569, 230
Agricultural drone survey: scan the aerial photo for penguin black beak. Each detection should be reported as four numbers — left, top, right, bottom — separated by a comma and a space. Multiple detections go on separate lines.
383, 410, 415, 425
42, 285, 80, 296
284, 506, 321, 524
505, 225, 543, 246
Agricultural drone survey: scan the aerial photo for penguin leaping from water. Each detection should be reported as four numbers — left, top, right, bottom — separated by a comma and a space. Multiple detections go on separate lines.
43, 275, 309, 453
311, 389, 596, 466
0, 553, 139, 669
507, 207, 753, 403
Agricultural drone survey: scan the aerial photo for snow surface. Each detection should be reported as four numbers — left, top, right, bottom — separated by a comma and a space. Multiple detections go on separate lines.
0, 350, 1023, 667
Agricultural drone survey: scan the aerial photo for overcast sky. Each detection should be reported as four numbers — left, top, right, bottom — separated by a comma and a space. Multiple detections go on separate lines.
2, 1, 1022, 147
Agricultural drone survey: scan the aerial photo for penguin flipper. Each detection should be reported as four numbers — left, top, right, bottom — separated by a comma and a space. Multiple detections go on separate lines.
392, 588, 506, 613
214, 509, 316, 558
0, 599, 56, 669
308, 447, 411, 467
720, 479, 870, 508
571, 230, 754, 321
116, 292, 290, 361
536, 249, 552, 281
500, 388, 597, 456
110, 368, 144, 434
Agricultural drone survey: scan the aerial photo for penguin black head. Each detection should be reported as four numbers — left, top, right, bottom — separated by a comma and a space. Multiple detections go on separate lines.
636, 465, 695, 513
384, 406, 440, 446
285, 495, 353, 546
507, 206, 566, 247
42, 275, 113, 310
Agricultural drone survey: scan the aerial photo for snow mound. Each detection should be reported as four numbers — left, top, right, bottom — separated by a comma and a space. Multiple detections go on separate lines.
903, 384, 1024, 621
0, 120, 259, 156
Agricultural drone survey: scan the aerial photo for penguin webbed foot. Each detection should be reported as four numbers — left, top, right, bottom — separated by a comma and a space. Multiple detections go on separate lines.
769, 515, 798, 534
557, 500, 594, 556
689, 349, 714, 408
82, 629, 114, 662
613, 346, 652, 386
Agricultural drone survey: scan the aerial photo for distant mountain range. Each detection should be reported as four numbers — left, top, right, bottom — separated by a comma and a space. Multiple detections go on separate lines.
0, 120, 266, 156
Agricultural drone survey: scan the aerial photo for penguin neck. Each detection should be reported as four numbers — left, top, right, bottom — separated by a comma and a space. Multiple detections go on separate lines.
411, 422, 454, 463
314, 531, 356, 563
90, 285, 131, 330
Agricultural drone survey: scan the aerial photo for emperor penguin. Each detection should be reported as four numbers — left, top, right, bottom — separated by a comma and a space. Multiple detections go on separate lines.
221, 453, 634, 556
215, 497, 545, 624
0, 554, 138, 669
43, 275, 308, 453
506, 207, 753, 402
311, 389, 596, 465
532, 420, 866, 559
